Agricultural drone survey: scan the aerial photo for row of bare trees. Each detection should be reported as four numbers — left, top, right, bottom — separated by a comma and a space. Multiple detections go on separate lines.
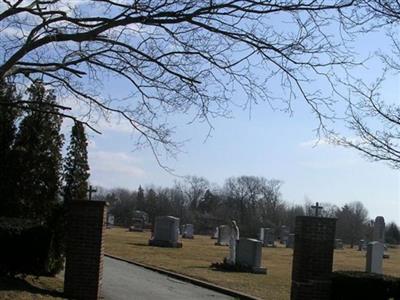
94, 175, 399, 244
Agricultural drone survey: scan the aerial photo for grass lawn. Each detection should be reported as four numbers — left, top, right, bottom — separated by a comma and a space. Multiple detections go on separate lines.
0, 274, 65, 300
105, 227, 400, 300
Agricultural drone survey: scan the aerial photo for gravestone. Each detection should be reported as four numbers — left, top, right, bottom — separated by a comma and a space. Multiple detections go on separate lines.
215, 225, 231, 246
107, 214, 114, 228
366, 241, 384, 274
358, 239, 367, 251
280, 225, 289, 244
235, 238, 267, 274
182, 224, 194, 239
130, 210, 149, 232
334, 239, 344, 250
211, 226, 219, 239
130, 218, 144, 232
148, 216, 182, 248
260, 227, 275, 247
372, 216, 385, 243
228, 220, 240, 264
286, 233, 295, 249
291, 216, 337, 300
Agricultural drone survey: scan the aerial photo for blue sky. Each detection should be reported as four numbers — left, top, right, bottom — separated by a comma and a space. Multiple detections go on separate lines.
57, 6, 399, 224
83, 85, 400, 223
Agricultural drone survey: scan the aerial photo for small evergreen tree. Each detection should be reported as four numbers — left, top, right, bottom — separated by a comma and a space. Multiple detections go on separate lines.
0, 81, 21, 217
64, 121, 90, 202
386, 222, 400, 245
13, 82, 63, 221
136, 185, 145, 211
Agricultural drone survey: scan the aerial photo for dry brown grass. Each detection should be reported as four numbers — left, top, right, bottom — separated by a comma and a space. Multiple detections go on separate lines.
105, 227, 400, 300
0, 274, 65, 300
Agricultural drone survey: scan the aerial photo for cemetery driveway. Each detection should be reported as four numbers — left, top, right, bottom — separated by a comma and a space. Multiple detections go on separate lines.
102, 256, 235, 300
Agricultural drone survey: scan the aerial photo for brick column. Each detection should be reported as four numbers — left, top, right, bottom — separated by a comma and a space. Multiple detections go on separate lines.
64, 201, 108, 300
291, 216, 337, 300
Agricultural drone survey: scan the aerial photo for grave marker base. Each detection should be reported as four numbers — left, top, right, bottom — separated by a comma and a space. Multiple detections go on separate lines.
214, 242, 229, 246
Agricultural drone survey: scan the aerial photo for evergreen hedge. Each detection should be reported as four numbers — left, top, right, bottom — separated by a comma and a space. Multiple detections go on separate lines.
0, 214, 64, 276
331, 271, 400, 300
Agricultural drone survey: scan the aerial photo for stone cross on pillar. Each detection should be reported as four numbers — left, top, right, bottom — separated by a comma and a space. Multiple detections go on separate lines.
88, 185, 97, 201
311, 202, 323, 217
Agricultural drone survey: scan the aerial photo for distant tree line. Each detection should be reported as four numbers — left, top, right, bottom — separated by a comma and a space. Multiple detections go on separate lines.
94, 176, 400, 245
0, 80, 90, 223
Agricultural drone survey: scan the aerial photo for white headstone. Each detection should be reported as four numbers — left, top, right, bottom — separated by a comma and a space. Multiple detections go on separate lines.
228, 221, 239, 264
211, 226, 219, 239
365, 241, 384, 274
259, 228, 264, 241
236, 238, 267, 274
215, 225, 231, 246
107, 214, 114, 226
182, 224, 194, 239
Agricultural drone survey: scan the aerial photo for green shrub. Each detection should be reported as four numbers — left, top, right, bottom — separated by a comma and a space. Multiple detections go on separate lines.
331, 271, 400, 300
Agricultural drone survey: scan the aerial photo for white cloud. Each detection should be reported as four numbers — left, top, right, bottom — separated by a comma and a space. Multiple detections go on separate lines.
89, 150, 145, 179
95, 116, 135, 134
59, 96, 136, 134
298, 158, 358, 169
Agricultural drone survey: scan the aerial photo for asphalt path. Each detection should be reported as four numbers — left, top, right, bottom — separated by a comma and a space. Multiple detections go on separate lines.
102, 256, 235, 300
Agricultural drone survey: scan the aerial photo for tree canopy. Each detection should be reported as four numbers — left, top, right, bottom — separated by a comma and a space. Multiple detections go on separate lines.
0, 1, 398, 167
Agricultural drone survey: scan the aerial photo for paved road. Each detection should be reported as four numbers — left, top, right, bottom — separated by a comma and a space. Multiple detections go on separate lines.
102, 257, 235, 300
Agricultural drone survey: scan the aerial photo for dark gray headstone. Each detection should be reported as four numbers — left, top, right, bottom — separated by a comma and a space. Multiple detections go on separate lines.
260, 227, 275, 247
372, 216, 385, 243
358, 239, 367, 251
334, 239, 344, 250
149, 216, 182, 248
286, 233, 295, 249
280, 225, 289, 244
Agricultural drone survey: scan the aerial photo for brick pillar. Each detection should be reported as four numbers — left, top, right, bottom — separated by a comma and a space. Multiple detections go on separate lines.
291, 216, 337, 300
64, 201, 108, 300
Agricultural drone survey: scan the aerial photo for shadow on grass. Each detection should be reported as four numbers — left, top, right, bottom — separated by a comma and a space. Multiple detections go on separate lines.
127, 242, 149, 247
0, 275, 64, 298
184, 265, 210, 270
210, 267, 251, 274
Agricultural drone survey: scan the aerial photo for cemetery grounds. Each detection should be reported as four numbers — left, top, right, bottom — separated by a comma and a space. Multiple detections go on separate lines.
105, 227, 400, 300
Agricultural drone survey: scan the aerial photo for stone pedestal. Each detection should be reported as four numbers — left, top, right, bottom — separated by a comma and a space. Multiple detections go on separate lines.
64, 201, 108, 300
291, 216, 336, 300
